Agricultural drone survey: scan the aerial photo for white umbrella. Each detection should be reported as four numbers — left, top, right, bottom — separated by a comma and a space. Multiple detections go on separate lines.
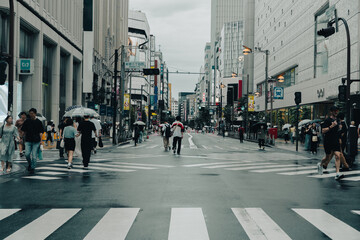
134, 121, 145, 126
299, 119, 311, 127
71, 107, 98, 118
282, 123, 291, 130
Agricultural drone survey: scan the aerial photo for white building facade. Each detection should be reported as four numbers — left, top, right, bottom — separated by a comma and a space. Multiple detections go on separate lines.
0, 0, 83, 126
254, 0, 360, 123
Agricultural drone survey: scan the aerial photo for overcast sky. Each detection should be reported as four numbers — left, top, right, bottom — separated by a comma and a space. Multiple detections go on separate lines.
129, 0, 211, 100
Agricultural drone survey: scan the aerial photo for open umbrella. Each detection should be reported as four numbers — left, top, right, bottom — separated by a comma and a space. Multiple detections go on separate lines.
282, 123, 292, 130
134, 120, 145, 126
71, 107, 98, 118
309, 119, 322, 124
298, 119, 311, 127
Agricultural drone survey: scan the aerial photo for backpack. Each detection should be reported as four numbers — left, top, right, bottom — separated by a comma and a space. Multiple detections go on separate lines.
165, 124, 172, 138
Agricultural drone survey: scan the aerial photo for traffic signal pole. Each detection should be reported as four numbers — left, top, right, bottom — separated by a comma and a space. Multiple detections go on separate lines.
112, 49, 118, 145
8, 0, 15, 114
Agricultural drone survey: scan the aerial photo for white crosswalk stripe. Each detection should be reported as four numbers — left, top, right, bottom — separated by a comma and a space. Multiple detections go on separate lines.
146, 145, 159, 149
0, 209, 20, 221
204, 162, 275, 169
293, 208, 360, 240
226, 164, 297, 171
4, 209, 81, 240
168, 208, 210, 240
309, 170, 360, 179
232, 208, 291, 240
251, 165, 316, 173
84, 208, 140, 240
1, 208, 359, 239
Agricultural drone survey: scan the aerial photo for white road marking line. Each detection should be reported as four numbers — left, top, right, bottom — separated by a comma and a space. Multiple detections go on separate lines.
22, 176, 62, 180
37, 171, 66, 176
278, 169, 336, 176
4, 209, 81, 240
214, 146, 223, 150
309, 170, 360, 179
0, 209, 21, 221
110, 162, 174, 168
202, 145, 209, 150
117, 144, 132, 149
183, 161, 239, 167
90, 163, 156, 170
84, 208, 140, 240
187, 133, 198, 149
47, 164, 132, 173
251, 165, 315, 173
37, 166, 91, 173
293, 209, 360, 240
226, 164, 296, 171
351, 210, 360, 216
168, 208, 210, 240
146, 145, 159, 149
204, 162, 275, 169
232, 208, 291, 240
342, 176, 360, 181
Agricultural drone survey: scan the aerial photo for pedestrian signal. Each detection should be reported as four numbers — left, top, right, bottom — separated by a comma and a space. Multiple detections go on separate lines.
0, 61, 7, 85
294, 92, 301, 105
338, 85, 346, 102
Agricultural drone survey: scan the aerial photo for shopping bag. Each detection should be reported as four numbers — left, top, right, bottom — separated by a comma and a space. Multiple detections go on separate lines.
60, 139, 64, 148
38, 149, 43, 160
98, 137, 103, 148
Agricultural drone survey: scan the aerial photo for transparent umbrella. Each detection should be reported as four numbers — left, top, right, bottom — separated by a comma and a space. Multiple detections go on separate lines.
71, 108, 99, 118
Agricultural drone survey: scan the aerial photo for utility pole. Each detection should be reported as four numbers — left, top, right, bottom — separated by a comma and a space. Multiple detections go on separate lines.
8, 0, 15, 114
112, 49, 118, 145
264, 50, 269, 123
119, 45, 126, 142
245, 74, 249, 137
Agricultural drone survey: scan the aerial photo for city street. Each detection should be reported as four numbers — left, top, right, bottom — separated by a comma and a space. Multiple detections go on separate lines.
0, 133, 359, 240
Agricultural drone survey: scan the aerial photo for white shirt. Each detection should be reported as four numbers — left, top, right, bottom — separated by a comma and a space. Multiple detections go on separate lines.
90, 119, 102, 138
171, 121, 184, 138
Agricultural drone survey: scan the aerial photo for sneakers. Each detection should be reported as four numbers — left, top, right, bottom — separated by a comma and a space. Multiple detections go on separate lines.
335, 173, 344, 180
67, 163, 72, 169
317, 162, 323, 175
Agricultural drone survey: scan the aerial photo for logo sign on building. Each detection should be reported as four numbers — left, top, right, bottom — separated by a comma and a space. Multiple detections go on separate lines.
18, 59, 34, 75
273, 87, 284, 100
145, 106, 149, 117
125, 61, 146, 71
248, 95, 255, 112
124, 94, 130, 111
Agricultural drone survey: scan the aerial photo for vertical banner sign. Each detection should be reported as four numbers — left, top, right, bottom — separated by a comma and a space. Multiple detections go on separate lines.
202, 93, 206, 102
145, 106, 149, 117
124, 94, 130, 111
238, 80, 243, 99
248, 95, 255, 112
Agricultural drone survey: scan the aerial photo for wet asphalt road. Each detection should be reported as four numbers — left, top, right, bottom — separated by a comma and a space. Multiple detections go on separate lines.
0, 132, 359, 240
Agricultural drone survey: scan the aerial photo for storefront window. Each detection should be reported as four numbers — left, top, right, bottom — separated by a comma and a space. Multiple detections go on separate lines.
277, 66, 298, 88
314, 4, 330, 78
19, 28, 33, 58
0, 13, 9, 53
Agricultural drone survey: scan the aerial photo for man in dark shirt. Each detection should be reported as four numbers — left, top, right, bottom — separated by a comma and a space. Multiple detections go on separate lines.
77, 115, 97, 168
317, 106, 343, 180
21, 108, 44, 173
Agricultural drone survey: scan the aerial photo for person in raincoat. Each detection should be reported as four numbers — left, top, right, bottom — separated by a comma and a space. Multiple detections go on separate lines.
0, 116, 20, 173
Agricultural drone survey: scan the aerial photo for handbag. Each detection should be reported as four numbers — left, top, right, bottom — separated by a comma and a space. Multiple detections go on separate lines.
60, 139, 65, 148
98, 137, 103, 148
312, 135, 318, 142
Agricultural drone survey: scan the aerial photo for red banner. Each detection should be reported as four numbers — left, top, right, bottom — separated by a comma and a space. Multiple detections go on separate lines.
238, 80, 242, 99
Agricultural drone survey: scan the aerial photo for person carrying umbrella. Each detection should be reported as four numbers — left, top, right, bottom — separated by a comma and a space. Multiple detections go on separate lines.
257, 125, 266, 150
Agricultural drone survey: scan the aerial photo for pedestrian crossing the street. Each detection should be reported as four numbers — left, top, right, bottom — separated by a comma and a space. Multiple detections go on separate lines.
0, 207, 359, 239
21, 161, 174, 181
183, 161, 360, 182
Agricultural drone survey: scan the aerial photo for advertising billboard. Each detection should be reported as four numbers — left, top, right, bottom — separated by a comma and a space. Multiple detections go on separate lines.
248, 95, 255, 112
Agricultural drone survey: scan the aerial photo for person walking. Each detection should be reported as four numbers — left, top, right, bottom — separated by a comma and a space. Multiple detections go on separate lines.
162, 121, 172, 151
283, 128, 290, 144
77, 115, 97, 169
15, 112, 27, 157
46, 121, 53, 146
63, 119, 77, 169
239, 127, 244, 143
0, 116, 20, 173
308, 123, 319, 154
317, 106, 344, 180
90, 116, 102, 154
290, 126, 296, 144
21, 108, 44, 174
133, 124, 140, 146
171, 116, 184, 155
258, 125, 266, 150
337, 113, 351, 170
58, 118, 68, 159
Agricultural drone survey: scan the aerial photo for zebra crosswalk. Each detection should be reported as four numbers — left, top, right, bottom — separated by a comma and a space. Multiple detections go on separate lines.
183, 161, 360, 182
21, 162, 174, 181
0, 207, 359, 239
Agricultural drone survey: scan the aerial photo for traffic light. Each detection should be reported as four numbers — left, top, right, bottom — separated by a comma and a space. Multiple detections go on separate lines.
0, 61, 7, 85
143, 68, 160, 75
294, 92, 301, 105
338, 85, 347, 102
317, 26, 335, 38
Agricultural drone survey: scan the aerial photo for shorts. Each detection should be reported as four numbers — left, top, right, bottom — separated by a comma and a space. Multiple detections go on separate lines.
324, 140, 341, 155
64, 138, 76, 151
